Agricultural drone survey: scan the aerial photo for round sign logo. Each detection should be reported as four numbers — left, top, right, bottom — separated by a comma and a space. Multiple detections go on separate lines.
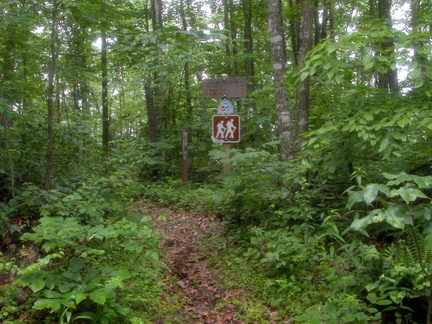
217, 99, 234, 115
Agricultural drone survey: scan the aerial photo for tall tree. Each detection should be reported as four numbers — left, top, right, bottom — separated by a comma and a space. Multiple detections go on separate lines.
242, 0, 255, 84
410, 0, 430, 88
45, 0, 59, 190
314, 0, 334, 43
142, 0, 164, 141
179, 0, 193, 119
101, 3, 110, 149
295, 0, 314, 145
370, 0, 399, 93
0, 2, 19, 196
268, 0, 294, 160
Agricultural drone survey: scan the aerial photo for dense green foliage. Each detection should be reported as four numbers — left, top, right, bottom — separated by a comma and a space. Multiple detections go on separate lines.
1, 0, 431, 322
0, 175, 164, 323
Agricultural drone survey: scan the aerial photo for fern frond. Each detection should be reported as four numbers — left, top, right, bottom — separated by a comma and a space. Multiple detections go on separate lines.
406, 228, 426, 264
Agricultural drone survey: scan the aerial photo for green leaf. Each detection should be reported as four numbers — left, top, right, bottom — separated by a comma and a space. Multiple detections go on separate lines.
33, 298, 61, 311
90, 289, 106, 305
347, 190, 364, 210
384, 206, 410, 229
30, 278, 45, 292
414, 78, 424, 88
397, 118, 410, 128
45, 276, 56, 290
364, 184, 379, 204
74, 312, 96, 321
43, 290, 62, 298
375, 299, 393, 306
69, 258, 85, 272
411, 68, 421, 79
351, 215, 374, 231
391, 187, 428, 204
327, 42, 337, 53
59, 282, 74, 293
61, 298, 76, 309
301, 71, 309, 80
73, 292, 87, 305
364, 61, 374, 70
413, 176, 432, 189
377, 184, 390, 197
379, 136, 389, 153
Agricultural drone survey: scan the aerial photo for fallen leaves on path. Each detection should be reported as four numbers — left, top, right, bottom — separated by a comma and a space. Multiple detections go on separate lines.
137, 202, 243, 324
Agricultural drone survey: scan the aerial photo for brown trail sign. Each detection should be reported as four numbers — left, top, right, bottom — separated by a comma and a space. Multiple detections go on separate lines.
212, 115, 240, 143
202, 76, 246, 146
202, 77, 247, 99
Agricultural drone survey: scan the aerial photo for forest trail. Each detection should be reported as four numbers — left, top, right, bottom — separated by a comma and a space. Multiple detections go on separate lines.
136, 201, 244, 324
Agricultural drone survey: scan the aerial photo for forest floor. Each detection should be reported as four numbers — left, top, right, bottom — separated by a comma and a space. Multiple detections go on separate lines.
137, 201, 246, 323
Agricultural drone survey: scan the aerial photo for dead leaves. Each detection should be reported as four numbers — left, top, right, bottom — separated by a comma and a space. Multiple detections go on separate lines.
138, 201, 242, 323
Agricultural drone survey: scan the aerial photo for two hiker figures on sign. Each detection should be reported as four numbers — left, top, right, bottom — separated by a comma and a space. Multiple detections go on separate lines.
216, 119, 237, 140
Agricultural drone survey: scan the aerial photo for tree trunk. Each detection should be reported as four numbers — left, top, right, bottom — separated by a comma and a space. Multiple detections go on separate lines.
101, 26, 110, 149
378, 0, 399, 93
410, 0, 428, 87
0, 3, 18, 196
371, 0, 399, 93
145, 77, 158, 142
144, 0, 164, 140
289, 0, 300, 65
268, 0, 294, 160
45, 0, 58, 190
228, 0, 238, 75
295, 0, 314, 146
243, 0, 255, 82
142, 0, 159, 141
222, 0, 232, 74
179, 0, 192, 119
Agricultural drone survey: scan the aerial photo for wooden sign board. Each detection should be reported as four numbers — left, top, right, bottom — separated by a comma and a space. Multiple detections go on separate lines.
202, 77, 247, 98
212, 115, 240, 143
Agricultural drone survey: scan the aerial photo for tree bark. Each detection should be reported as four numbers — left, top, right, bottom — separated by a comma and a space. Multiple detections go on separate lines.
372, 0, 399, 93
243, 0, 255, 81
144, 0, 164, 140
179, 0, 192, 119
0, 3, 18, 196
289, 0, 300, 65
295, 0, 314, 145
268, 0, 294, 160
145, 76, 158, 142
101, 26, 110, 149
45, 0, 59, 190
410, 0, 428, 87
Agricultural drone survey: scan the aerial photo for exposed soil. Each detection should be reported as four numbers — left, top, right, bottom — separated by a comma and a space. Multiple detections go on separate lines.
137, 201, 243, 324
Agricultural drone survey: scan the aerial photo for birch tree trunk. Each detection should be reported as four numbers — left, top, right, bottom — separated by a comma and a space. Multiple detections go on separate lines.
268, 0, 294, 160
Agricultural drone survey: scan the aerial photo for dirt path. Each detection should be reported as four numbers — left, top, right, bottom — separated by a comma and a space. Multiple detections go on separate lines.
137, 201, 243, 324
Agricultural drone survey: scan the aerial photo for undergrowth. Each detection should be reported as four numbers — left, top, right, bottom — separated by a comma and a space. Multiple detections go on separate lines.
0, 172, 165, 324
141, 142, 432, 324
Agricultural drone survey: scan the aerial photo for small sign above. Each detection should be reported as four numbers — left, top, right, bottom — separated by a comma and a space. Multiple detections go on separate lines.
217, 99, 234, 115
212, 115, 240, 143
202, 77, 247, 99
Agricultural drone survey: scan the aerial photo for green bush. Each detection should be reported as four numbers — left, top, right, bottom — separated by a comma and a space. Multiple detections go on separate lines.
1, 175, 163, 324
